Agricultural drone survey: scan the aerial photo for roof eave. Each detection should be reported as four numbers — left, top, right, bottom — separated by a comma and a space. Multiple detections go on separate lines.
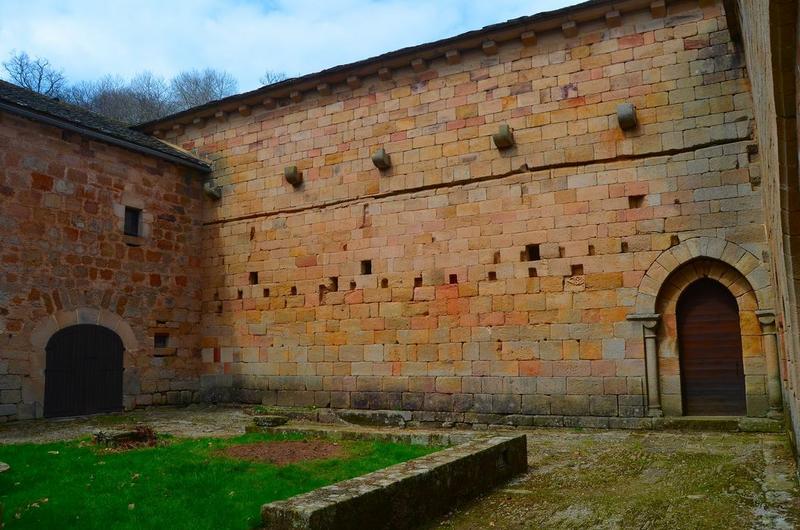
0, 101, 211, 173
136, 0, 652, 133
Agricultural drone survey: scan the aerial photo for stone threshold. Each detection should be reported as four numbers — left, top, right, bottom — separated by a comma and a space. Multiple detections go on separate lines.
651, 415, 784, 433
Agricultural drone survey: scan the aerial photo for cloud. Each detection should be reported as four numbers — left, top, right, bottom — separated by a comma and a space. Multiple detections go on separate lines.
0, 0, 578, 91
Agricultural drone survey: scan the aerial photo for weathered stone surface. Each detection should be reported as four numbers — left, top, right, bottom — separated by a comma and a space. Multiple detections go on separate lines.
252, 415, 289, 428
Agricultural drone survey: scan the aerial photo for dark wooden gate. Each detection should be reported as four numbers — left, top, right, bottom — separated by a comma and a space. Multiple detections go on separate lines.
677, 278, 746, 415
44, 324, 124, 418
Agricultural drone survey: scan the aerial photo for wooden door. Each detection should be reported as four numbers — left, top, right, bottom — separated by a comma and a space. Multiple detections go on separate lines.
677, 278, 746, 415
44, 324, 124, 418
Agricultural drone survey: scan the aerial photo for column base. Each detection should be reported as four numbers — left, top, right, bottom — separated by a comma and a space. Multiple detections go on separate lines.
767, 408, 784, 420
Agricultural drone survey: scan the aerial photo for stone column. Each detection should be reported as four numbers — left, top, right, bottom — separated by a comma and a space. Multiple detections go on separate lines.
627, 313, 662, 417
756, 310, 783, 418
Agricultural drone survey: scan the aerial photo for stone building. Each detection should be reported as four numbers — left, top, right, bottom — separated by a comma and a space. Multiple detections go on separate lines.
2, 0, 800, 446
0, 80, 210, 417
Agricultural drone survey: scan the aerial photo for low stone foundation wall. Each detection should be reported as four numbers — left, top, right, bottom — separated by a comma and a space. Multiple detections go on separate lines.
260, 433, 527, 530
248, 406, 786, 433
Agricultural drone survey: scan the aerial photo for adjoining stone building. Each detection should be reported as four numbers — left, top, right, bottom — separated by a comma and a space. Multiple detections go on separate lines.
0, 80, 210, 417
2, 0, 800, 445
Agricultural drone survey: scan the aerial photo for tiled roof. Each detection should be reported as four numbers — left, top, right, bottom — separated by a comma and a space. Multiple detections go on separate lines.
136, 0, 623, 132
0, 80, 210, 171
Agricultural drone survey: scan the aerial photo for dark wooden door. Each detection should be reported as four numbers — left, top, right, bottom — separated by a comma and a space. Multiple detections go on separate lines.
44, 324, 124, 418
677, 278, 746, 415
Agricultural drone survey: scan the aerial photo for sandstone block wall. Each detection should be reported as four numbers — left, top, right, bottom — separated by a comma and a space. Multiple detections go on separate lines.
0, 111, 206, 420
157, 0, 774, 422
733, 0, 800, 446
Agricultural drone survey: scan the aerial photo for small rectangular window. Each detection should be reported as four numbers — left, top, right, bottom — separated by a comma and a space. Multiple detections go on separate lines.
249, 271, 259, 285
124, 207, 141, 237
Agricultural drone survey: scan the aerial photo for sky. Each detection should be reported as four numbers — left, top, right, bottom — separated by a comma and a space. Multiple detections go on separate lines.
0, 0, 578, 92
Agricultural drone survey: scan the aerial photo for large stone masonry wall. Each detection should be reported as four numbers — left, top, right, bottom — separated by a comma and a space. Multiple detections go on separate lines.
0, 111, 206, 420
163, 0, 774, 420
734, 0, 800, 447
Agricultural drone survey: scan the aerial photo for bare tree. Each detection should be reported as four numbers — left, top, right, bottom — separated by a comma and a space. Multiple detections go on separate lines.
3, 51, 244, 123
171, 68, 238, 109
128, 72, 177, 121
260, 70, 287, 86
63, 72, 177, 124
3, 51, 67, 97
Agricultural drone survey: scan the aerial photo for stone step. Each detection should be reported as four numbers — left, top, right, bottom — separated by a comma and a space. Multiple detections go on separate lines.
652, 416, 783, 433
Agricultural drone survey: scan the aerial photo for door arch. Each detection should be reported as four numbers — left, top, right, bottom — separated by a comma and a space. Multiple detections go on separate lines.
677, 278, 746, 415
44, 324, 124, 418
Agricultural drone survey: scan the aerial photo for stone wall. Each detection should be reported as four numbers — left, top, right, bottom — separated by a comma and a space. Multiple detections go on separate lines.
0, 110, 206, 419
155, 0, 777, 422
732, 0, 800, 447
156, 2, 772, 416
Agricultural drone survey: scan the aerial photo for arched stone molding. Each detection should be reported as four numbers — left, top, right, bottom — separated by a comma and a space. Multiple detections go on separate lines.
628, 237, 778, 418
633, 237, 773, 315
27, 308, 139, 418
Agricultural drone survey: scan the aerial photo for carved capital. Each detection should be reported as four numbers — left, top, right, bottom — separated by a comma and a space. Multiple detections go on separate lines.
627, 313, 660, 330
755, 309, 776, 328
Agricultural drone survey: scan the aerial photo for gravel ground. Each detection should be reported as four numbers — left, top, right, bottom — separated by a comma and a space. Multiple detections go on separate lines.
0, 404, 251, 444
424, 429, 800, 530
1, 406, 798, 529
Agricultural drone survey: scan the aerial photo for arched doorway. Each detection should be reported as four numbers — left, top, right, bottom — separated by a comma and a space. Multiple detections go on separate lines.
677, 278, 746, 415
44, 324, 124, 418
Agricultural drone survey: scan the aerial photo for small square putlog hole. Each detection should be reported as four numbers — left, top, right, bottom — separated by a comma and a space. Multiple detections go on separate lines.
263, 288, 270, 297
524, 244, 540, 261
249, 271, 259, 285
571, 264, 584, 276
381, 278, 389, 288
237, 289, 243, 300
361, 260, 372, 275
154, 333, 169, 348
449, 274, 458, 284
290, 286, 297, 295
414, 276, 423, 288
488, 271, 497, 281
528, 267, 537, 278
628, 195, 645, 208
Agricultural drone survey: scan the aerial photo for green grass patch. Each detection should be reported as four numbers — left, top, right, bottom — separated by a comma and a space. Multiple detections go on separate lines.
0, 432, 440, 530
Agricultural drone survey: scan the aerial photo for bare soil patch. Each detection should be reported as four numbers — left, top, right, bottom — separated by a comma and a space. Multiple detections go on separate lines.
222, 439, 344, 465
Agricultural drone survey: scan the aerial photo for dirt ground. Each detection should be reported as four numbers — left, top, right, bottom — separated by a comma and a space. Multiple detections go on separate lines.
222, 439, 343, 465
1, 406, 798, 529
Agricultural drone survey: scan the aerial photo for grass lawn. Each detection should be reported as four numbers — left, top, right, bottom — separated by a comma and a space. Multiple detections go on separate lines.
0, 432, 440, 530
